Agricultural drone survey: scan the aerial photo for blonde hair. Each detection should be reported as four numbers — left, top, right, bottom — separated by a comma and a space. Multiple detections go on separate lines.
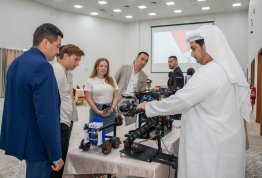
90, 58, 115, 88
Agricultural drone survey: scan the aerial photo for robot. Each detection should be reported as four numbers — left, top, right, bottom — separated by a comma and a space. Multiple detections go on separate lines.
79, 115, 123, 154
118, 90, 178, 171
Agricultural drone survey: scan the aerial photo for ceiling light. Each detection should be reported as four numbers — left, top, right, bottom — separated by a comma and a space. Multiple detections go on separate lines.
138, 5, 147, 9
113, 9, 122, 12
202, 6, 210, 10
197, 0, 206, 2
232, 3, 241, 7
149, 12, 156, 16
174, 10, 182, 13
98, 1, 107, 5
125, 15, 133, 19
73, 5, 83, 9
166, 2, 175, 6
90, 12, 99, 15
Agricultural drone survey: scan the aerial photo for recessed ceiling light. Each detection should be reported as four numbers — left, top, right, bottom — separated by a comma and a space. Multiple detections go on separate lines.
138, 5, 147, 9
166, 2, 175, 6
125, 15, 133, 19
73, 5, 83, 9
174, 10, 182, 13
197, 0, 206, 2
90, 12, 99, 15
149, 12, 156, 16
232, 3, 241, 7
113, 9, 122, 12
98, 1, 107, 5
202, 6, 210, 10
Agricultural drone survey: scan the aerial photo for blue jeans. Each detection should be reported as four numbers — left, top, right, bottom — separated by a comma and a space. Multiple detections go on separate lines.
26, 160, 51, 178
89, 103, 115, 133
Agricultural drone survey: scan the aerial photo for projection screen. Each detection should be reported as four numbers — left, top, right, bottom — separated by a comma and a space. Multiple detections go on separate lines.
151, 21, 214, 73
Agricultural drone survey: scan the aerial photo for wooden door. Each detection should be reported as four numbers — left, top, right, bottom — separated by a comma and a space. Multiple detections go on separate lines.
251, 59, 255, 86
257, 49, 262, 135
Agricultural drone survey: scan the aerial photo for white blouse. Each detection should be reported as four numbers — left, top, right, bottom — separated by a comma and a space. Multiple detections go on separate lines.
84, 77, 118, 104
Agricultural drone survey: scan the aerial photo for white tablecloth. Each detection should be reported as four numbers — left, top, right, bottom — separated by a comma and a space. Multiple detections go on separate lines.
63, 120, 181, 178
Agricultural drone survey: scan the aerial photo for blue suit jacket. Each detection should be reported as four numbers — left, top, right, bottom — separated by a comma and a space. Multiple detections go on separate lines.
0, 48, 61, 163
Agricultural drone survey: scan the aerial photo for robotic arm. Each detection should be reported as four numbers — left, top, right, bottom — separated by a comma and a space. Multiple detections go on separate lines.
119, 100, 177, 170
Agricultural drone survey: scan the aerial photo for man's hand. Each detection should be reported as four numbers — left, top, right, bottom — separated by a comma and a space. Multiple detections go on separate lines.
51, 159, 64, 171
136, 101, 148, 110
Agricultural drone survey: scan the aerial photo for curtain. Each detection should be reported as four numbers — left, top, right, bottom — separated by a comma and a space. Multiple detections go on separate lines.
0, 48, 24, 97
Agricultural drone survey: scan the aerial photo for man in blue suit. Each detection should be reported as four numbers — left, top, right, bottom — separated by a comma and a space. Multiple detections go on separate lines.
0, 23, 64, 178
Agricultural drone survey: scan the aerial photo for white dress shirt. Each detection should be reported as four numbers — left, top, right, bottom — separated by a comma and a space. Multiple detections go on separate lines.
124, 67, 139, 97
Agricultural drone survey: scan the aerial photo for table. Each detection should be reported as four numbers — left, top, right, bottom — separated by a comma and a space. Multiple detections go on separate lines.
63, 120, 181, 178
74, 89, 85, 105
75, 89, 84, 100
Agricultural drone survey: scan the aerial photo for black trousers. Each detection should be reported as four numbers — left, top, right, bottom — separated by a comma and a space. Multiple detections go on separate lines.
50, 122, 73, 178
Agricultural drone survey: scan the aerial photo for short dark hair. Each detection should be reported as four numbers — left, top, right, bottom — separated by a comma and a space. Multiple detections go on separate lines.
33, 23, 63, 46
137, 51, 149, 57
187, 67, 195, 75
57, 44, 85, 59
195, 39, 205, 47
168, 56, 177, 61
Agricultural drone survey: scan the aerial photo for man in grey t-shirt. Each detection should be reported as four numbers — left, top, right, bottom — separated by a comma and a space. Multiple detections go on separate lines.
51, 44, 85, 178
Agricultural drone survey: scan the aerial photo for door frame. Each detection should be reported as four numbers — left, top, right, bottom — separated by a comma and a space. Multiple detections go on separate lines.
256, 48, 262, 135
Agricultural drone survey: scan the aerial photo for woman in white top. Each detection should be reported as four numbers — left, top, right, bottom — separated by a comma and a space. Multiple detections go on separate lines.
84, 58, 119, 133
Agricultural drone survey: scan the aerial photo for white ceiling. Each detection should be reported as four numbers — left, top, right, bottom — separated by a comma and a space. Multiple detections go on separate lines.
32, 0, 250, 22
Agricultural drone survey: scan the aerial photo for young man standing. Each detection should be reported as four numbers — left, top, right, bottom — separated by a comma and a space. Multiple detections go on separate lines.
51, 44, 85, 178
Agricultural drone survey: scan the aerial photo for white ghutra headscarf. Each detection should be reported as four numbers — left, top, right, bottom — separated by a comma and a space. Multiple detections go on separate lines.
186, 25, 251, 121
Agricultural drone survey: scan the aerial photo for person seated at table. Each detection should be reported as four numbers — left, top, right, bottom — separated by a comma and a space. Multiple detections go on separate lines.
84, 58, 119, 133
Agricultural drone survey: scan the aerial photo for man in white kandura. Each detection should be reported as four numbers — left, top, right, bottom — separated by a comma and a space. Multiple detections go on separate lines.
137, 25, 251, 178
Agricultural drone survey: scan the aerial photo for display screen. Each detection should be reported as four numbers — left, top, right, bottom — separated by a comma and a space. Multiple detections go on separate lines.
151, 21, 214, 72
